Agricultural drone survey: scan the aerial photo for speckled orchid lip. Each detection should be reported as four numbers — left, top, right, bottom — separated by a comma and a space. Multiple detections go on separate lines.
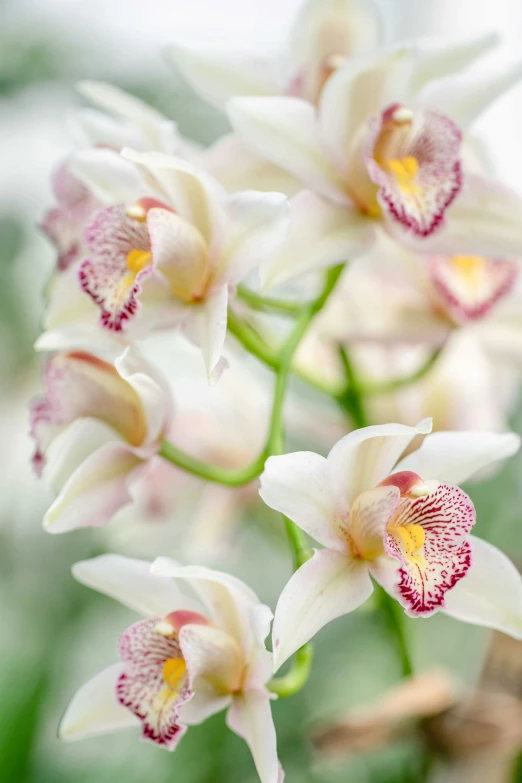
364, 103, 463, 237
428, 254, 518, 323
116, 617, 193, 750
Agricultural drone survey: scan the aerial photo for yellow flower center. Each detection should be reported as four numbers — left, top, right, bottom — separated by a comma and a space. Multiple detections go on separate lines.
387, 156, 419, 193
392, 523, 425, 559
162, 657, 187, 691
126, 249, 153, 276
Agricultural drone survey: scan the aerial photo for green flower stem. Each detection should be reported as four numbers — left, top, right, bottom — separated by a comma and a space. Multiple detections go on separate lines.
267, 644, 314, 698
336, 345, 369, 428
361, 346, 443, 396
375, 584, 414, 678
236, 285, 302, 315
159, 264, 345, 489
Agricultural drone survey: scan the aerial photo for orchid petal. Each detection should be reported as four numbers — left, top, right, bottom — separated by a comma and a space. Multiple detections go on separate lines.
396, 430, 520, 484
318, 47, 414, 172
227, 690, 282, 783
147, 208, 210, 302
419, 61, 522, 130
259, 451, 341, 550
228, 97, 347, 204
121, 150, 219, 246
402, 175, 522, 258
443, 536, 522, 639
260, 190, 375, 291
59, 663, 139, 741
43, 442, 145, 533
70, 148, 146, 205
203, 134, 303, 196
76, 81, 179, 153
151, 559, 271, 655
215, 191, 290, 286
182, 284, 229, 381
72, 554, 200, 618
272, 547, 373, 671
326, 420, 432, 513
288, 0, 380, 103
179, 623, 243, 693
178, 686, 232, 726
167, 43, 283, 111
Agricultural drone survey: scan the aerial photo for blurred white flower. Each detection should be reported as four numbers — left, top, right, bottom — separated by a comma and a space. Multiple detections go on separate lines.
228, 38, 522, 289
259, 420, 522, 670
30, 346, 172, 533
60, 555, 282, 783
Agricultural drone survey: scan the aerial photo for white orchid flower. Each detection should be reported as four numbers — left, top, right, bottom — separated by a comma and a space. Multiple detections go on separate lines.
59, 555, 282, 783
259, 419, 522, 671
169, 0, 380, 111
48, 151, 289, 379
30, 346, 172, 533
228, 40, 522, 289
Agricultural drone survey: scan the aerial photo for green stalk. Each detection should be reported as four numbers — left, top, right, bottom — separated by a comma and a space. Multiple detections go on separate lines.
236, 285, 302, 314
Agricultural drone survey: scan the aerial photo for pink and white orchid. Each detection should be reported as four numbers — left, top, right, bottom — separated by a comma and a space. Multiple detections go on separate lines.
30, 346, 172, 533
228, 41, 522, 289
59, 555, 282, 783
42, 151, 289, 379
259, 420, 522, 670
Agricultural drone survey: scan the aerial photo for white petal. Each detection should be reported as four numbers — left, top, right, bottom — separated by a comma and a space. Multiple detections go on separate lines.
180, 623, 243, 692
167, 43, 283, 111
215, 191, 290, 286
151, 559, 271, 655
121, 150, 221, 246
288, 0, 380, 102
443, 536, 522, 638
402, 175, 522, 259
178, 686, 231, 726
396, 431, 520, 485
271, 548, 373, 671
70, 148, 145, 205
77, 81, 179, 153
408, 33, 498, 96
228, 97, 346, 203
419, 61, 522, 130
182, 284, 229, 381
43, 443, 145, 534
227, 690, 282, 783
318, 48, 413, 171
260, 190, 375, 291
326, 420, 432, 513
72, 554, 200, 617
259, 451, 341, 550
59, 663, 139, 741
202, 134, 302, 196
114, 346, 173, 448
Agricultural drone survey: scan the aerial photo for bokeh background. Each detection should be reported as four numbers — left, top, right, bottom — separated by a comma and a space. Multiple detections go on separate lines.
2, 0, 522, 781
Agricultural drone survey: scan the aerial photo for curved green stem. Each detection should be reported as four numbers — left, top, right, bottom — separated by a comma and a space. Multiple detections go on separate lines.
160, 265, 345, 488
236, 285, 302, 315
361, 346, 443, 396
375, 585, 413, 678
267, 644, 314, 698
336, 346, 369, 428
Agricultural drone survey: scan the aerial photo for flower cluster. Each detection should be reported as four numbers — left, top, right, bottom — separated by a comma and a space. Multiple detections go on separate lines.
32, 2, 522, 781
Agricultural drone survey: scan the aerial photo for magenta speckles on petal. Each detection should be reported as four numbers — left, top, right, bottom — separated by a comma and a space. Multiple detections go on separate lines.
428, 255, 518, 323
384, 483, 475, 616
365, 105, 463, 237
79, 204, 153, 332
116, 617, 192, 751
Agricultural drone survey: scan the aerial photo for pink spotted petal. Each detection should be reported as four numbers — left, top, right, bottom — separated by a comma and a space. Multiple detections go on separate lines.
41, 162, 99, 270
365, 105, 463, 237
80, 204, 152, 331
30, 351, 147, 474
428, 255, 518, 322
384, 484, 475, 616
117, 618, 192, 750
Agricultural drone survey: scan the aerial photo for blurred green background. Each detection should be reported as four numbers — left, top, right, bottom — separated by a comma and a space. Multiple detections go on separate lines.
2, 1, 522, 781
